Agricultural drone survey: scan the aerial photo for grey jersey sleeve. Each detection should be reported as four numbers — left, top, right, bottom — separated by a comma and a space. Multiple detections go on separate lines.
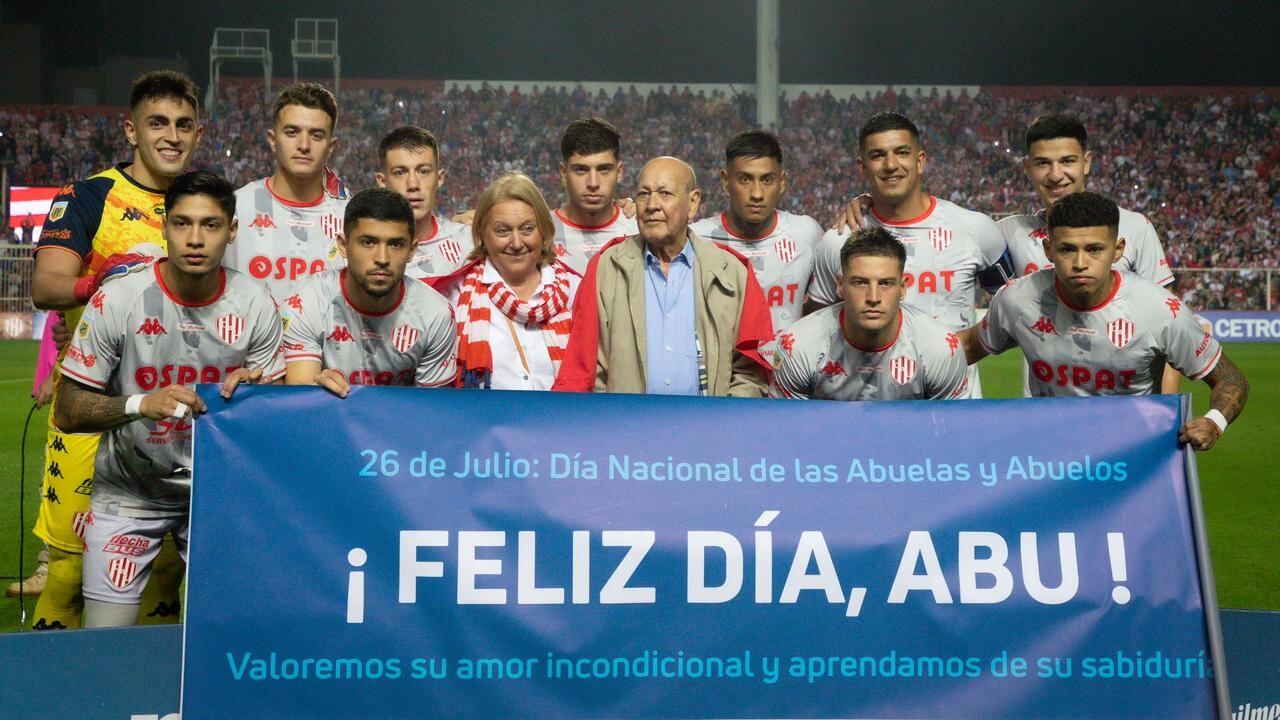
245, 289, 286, 381
1126, 214, 1174, 286
1160, 302, 1222, 380
921, 328, 968, 400
976, 285, 1018, 356
414, 309, 458, 388
281, 282, 324, 364
768, 331, 816, 399
808, 229, 846, 307
61, 290, 126, 390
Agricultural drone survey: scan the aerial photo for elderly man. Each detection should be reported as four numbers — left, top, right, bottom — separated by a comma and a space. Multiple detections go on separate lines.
554, 156, 773, 397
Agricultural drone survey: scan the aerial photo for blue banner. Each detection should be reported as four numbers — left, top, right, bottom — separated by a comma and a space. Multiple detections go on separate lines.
182, 388, 1222, 719
1200, 311, 1280, 342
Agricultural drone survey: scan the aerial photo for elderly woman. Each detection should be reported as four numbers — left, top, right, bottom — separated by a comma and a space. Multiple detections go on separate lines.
429, 172, 581, 389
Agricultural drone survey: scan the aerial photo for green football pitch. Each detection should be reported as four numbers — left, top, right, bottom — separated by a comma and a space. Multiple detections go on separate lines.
0, 339, 1276, 632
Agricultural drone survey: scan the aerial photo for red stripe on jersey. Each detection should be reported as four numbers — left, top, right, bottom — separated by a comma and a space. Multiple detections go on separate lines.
58, 364, 106, 389
720, 211, 778, 241
555, 206, 621, 231
1190, 347, 1222, 380
154, 261, 227, 307
1055, 271, 1122, 312
265, 178, 325, 208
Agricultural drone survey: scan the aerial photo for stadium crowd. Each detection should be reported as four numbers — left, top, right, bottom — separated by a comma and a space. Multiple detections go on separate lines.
1, 82, 1277, 308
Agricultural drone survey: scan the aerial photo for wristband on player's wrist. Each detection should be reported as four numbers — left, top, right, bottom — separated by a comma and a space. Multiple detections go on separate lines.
1204, 409, 1228, 435
73, 275, 98, 305
124, 394, 145, 421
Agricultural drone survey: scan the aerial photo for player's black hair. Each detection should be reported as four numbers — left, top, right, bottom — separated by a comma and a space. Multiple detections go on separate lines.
725, 130, 783, 166
1025, 113, 1088, 153
840, 226, 906, 272
1045, 191, 1119, 235
378, 125, 441, 166
858, 112, 920, 151
164, 171, 235, 219
129, 70, 200, 114
273, 82, 339, 131
560, 118, 621, 161
343, 187, 415, 239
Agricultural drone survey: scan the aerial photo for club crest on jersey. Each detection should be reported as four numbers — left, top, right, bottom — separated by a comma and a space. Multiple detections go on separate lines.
77, 320, 90, 338
108, 556, 139, 589
217, 314, 246, 345
90, 290, 105, 311
928, 227, 953, 252
329, 325, 354, 343
136, 318, 168, 336
819, 361, 847, 378
890, 356, 917, 384
774, 237, 797, 264
72, 511, 89, 540
1165, 297, 1181, 318
249, 213, 276, 230
285, 294, 303, 312
322, 214, 342, 240
393, 325, 420, 353
440, 239, 464, 266
48, 201, 68, 222
1030, 317, 1058, 335
1107, 318, 1135, 349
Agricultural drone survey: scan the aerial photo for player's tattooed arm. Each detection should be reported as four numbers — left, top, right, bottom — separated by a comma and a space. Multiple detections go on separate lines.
54, 378, 130, 432
55, 378, 207, 432
1179, 353, 1248, 452
1203, 353, 1249, 423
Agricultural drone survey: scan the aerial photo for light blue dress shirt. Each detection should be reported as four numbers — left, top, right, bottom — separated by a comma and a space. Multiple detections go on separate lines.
644, 239, 699, 395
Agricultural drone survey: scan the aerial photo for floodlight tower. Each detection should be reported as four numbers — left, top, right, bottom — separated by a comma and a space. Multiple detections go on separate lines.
292, 18, 341, 97
208, 28, 273, 112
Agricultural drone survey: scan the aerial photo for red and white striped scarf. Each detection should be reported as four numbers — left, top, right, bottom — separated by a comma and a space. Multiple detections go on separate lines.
454, 260, 575, 388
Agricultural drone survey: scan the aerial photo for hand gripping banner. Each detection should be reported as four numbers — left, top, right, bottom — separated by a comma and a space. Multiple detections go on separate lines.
183, 387, 1227, 719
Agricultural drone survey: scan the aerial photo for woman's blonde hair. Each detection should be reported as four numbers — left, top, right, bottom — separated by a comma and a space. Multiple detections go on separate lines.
469, 172, 557, 266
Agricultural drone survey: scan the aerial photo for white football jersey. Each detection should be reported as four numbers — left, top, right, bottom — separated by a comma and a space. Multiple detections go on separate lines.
226, 178, 348, 299
979, 269, 1221, 397
61, 262, 284, 517
811, 197, 1006, 399
281, 271, 457, 388
771, 304, 967, 401
551, 207, 637, 274
999, 206, 1173, 285
691, 210, 825, 345
405, 215, 472, 280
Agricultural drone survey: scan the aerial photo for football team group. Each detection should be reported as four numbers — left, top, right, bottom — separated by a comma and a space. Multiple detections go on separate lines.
13, 70, 1248, 633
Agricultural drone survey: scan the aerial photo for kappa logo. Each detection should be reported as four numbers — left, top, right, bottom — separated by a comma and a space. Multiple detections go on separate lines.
120, 207, 149, 222
890, 356, 917, 384
90, 290, 105, 311
145, 601, 181, 618
945, 332, 960, 356
285, 294, 303, 312
1165, 297, 1181, 318
109, 556, 139, 589
328, 325, 354, 343
47, 461, 64, 478
58, 183, 76, 197
1030, 226, 1049, 241
1030, 316, 1058, 335
32, 619, 69, 631
44, 486, 60, 504
1107, 318, 1135, 349
136, 317, 168, 336
819, 361, 847, 378
249, 213, 276, 230
49, 436, 68, 453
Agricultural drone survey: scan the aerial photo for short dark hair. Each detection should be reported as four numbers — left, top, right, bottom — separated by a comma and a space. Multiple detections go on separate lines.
343, 188, 415, 238
164, 171, 235, 220
273, 82, 338, 131
378, 125, 440, 167
725, 130, 783, 166
130, 71, 199, 114
840, 226, 906, 272
560, 117, 620, 161
1025, 113, 1088, 153
858, 112, 920, 152
1045, 191, 1119, 235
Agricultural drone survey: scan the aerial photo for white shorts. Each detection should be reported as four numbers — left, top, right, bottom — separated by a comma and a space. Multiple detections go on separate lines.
82, 510, 188, 605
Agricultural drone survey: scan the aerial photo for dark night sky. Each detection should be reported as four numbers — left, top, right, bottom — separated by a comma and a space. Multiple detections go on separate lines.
7, 0, 1279, 87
